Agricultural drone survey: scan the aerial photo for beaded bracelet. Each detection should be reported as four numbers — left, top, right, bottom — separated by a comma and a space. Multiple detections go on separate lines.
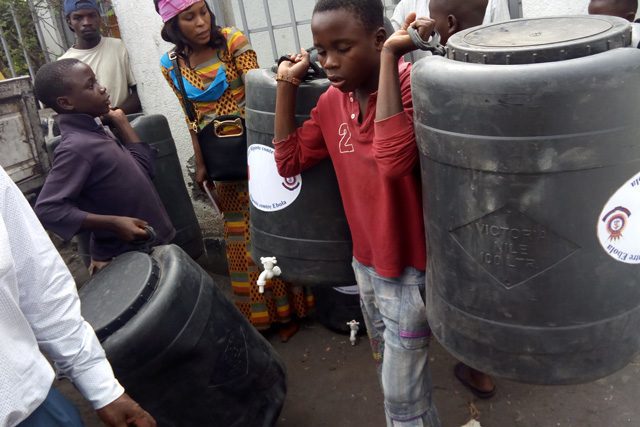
275, 72, 301, 87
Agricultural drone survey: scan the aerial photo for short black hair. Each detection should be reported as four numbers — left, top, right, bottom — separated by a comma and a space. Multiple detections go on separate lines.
313, 0, 384, 32
34, 59, 81, 112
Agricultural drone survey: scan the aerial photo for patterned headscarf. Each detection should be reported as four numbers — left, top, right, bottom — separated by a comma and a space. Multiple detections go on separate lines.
156, 0, 201, 23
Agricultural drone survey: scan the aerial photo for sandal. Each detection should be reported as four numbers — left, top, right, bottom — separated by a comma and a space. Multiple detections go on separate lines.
454, 362, 496, 399
278, 321, 300, 343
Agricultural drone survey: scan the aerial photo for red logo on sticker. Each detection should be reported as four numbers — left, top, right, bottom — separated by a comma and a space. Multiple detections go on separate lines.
602, 206, 632, 241
282, 176, 300, 191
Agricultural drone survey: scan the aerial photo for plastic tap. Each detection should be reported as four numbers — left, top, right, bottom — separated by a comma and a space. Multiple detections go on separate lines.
347, 320, 360, 346
257, 256, 282, 294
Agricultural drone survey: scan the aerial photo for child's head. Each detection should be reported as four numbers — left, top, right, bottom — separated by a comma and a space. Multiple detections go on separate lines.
589, 0, 637, 22
312, 0, 386, 94
429, 0, 488, 45
34, 59, 110, 116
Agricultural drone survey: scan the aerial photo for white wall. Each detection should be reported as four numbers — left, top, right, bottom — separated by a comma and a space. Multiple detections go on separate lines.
32, 0, 67, 62
522, 0, 588, 17
110, 0, 192, 174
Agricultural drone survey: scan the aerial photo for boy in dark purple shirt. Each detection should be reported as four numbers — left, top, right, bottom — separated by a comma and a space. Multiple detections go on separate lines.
34, 58, 174, 269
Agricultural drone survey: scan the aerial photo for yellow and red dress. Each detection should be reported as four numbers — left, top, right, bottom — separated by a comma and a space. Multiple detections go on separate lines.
161, 27, 314, 329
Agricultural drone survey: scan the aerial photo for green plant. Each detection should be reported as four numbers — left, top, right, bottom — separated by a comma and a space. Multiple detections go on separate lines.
0, 0, 46, 78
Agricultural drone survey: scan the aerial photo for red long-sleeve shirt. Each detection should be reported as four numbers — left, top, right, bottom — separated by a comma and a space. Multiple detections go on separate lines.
274, 61, 425, 278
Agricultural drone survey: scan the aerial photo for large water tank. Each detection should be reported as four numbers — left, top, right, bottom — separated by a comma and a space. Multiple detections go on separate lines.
245, 69, 355, 286
79, 245, 286, 426
413, 16, 640, 384
314, 285, 365, 335
131, 114, 203, 259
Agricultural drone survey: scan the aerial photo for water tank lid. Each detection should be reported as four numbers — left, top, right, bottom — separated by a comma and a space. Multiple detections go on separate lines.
79, 251, 160, 342
447, 15, 631, 65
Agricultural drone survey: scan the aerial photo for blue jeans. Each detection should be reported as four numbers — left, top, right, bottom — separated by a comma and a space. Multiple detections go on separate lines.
18, 387, 84, 427
353, 259, 441, 427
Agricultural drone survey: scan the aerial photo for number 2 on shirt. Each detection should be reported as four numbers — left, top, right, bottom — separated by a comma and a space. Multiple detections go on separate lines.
338, 122, 354, 154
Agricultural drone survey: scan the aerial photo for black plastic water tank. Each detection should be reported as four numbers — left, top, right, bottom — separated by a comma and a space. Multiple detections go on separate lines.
413, 16, 640, 384
314, 285, 365, 335
131, 115, 204, 259
245, 69, 355, 286
79, 245, 286, 426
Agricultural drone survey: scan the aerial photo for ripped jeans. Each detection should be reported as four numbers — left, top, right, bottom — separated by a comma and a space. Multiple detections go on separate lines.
352, 259, 441, 427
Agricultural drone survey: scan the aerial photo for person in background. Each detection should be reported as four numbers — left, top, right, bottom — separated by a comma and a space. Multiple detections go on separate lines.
589, 0, 639, 47
589, 0, 637, 21
391, 0, 511, 62
0, 165, 156, 427
156, 0, 314, 342
33, 59, 175, 275
59, 0, 141, 114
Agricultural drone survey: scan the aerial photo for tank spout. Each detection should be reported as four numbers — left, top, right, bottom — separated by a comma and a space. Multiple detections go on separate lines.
257, 256, 282, 294
347, 319, 360, 346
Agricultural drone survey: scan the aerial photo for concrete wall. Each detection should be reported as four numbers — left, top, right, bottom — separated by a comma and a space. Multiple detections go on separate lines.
110, 0, 192, 173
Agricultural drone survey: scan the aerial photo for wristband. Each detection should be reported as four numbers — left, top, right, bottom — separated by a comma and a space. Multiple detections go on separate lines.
275, 72, 301, 87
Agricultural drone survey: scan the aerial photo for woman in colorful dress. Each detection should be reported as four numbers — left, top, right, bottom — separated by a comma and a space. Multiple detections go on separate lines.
155, 0, 313, 341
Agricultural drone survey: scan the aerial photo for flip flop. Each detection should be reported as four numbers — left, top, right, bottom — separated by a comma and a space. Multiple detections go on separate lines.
454, 362, 496, 399
278, 321, 300, 343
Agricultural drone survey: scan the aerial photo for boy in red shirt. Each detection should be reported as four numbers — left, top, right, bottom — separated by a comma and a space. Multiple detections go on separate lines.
273, 0, 440, 425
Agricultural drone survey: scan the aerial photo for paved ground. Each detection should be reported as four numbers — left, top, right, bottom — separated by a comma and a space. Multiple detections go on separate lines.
55, 242, 640, 427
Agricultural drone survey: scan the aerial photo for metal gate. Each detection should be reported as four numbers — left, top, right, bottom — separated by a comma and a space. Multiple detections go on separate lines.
0, 76, 49, 195
208, 0, 521, 66
207, 0, 400, 66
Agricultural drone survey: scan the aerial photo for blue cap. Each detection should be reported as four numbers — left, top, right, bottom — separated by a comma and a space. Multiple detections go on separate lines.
63, 0, 99, 17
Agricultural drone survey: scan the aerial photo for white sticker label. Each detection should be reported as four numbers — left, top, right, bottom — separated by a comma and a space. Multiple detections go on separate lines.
248, 144, 302, 212
597, 171, 640, 263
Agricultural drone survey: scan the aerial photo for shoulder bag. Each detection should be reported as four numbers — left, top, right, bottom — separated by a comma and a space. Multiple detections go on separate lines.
169, 51, 247, 181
